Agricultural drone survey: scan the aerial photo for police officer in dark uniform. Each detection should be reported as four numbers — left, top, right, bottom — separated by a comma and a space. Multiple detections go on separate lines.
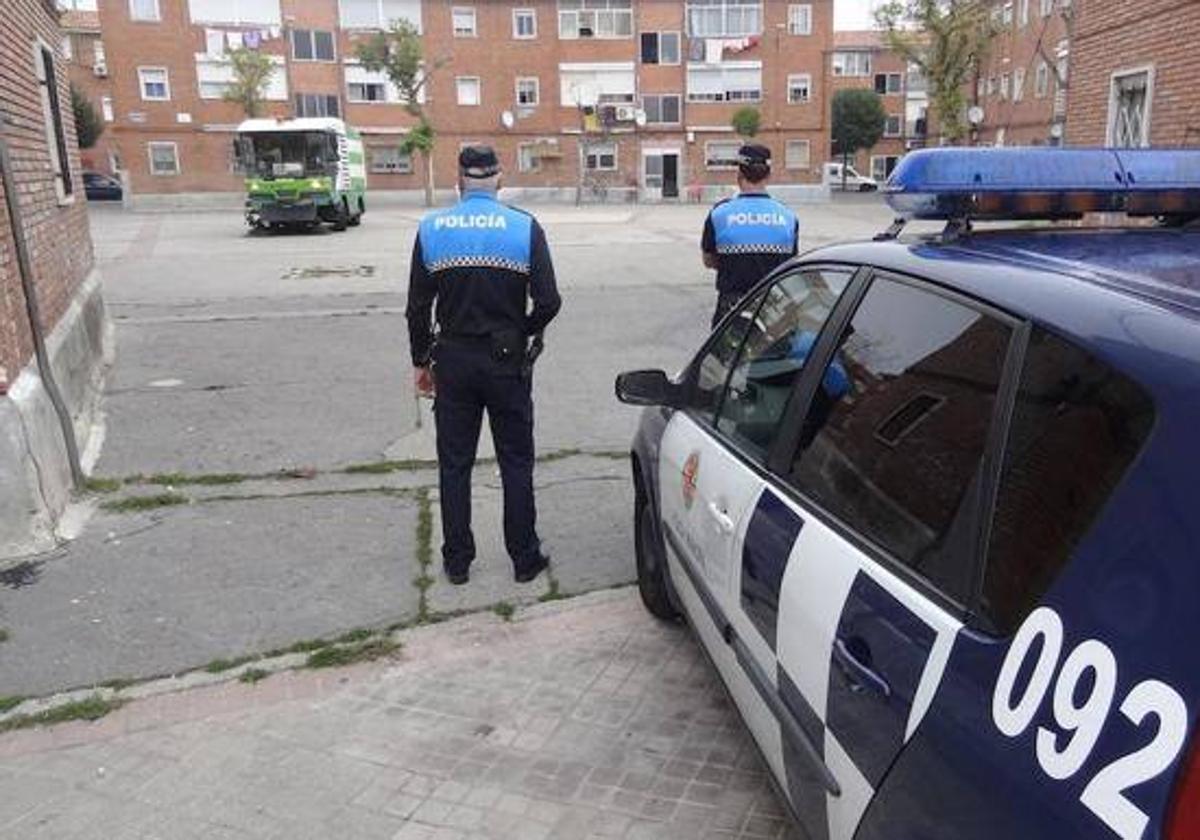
407, 146, 561, 586
701, 144, 800, 327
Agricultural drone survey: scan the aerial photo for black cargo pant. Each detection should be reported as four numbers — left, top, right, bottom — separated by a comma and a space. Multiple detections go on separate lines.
433, 338, 541, 576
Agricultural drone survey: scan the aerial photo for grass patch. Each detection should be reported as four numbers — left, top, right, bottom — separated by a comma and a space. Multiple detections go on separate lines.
492, 601, 515, 622
0, 696, 24, 714
138, 472, 247, 487
0, 695, 122, 733
414, 488, 433, 624
262, 637, 333, 658
343, 459, 436, 475
239, 668, 270, 684
204, 655, 257, 674
305, 637, 400, 669
335, 628, 372, 644
84, 477, 122, 494
538, 578, 567, 603
100, 492, 188, 513
0, 628, 8, 644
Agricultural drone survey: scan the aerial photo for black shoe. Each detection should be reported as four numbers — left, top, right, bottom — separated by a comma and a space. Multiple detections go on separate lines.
444, 563, 469, 585
514, 554, 549, 584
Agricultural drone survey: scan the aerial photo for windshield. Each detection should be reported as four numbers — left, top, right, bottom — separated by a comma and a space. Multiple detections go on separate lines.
238, 131, 338, 179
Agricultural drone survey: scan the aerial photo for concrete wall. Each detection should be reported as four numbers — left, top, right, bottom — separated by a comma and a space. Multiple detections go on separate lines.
0, 271, 111, 557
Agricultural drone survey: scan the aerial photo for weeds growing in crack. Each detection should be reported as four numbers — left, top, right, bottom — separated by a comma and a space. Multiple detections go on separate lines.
415, 488, 433, 623
239, 668, 270, 684
305, 637, 401, 669
83, 477, 121, 494
0, 695, 123, 733
0, 696, 24, 714
492, 601, 516, 622
0, 628, 9, 644
204, 655, 258, 674
100, 492, 188, 513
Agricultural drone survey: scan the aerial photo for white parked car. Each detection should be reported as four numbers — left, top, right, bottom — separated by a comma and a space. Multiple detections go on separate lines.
824, 162, 879, 192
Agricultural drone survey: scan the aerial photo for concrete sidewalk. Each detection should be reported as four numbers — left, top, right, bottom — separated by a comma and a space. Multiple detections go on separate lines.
0, 590, 798, 840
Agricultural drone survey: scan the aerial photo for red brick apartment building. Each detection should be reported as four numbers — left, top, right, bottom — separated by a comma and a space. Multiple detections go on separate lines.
972, 0, 1070, 147
1066, 0, 1200, 148
84, 0, 834, 203
0, 0, 109, 556
827, 29, 927, 183
59, 2, 120, 173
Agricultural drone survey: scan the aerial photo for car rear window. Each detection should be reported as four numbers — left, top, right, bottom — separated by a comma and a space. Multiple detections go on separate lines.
979, 327, 1155, 636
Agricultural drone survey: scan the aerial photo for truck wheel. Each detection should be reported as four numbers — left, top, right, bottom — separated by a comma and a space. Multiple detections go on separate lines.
331, 199, 349, 232
635, 489, 679, 621
348, 197, 364, 226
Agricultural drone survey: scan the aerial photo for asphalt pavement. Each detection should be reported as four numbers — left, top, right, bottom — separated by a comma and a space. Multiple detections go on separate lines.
0, 195, 901, 698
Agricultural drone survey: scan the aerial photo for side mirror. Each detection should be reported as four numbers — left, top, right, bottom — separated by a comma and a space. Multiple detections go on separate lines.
615, 369, 681, 407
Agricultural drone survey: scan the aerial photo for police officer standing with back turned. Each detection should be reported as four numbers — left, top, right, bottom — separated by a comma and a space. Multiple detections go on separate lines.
701, 144, 800, 327
407, 146, 561, 586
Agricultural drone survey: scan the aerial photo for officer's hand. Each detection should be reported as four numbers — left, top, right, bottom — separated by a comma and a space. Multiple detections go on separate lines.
414, 366, 436, 399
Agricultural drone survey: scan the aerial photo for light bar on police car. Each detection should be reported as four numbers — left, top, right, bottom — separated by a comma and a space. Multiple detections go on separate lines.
883, 147, 1200, 221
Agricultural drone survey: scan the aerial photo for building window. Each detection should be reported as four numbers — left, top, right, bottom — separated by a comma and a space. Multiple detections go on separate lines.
34, 45, 73, 199
787, 73, 810, 103
130, 0, 160, 21
640, 32, 681, 65
787, 4, 811, 35
348, 81, 387, 102
517, 143, 539, 172
871, 154, 900, 181
138, 66, 170, 100
1002, 1, 1013, 25
338, 0, 422, 31
61, 35, 73, 61
295, 93, 340, 117
785, 139, 810, 170
291, 29, 335, 61
686, 0, 762, 37
346, 62, 400, 102
705, 140, 741, 170
197, 55, 285, 100
1035, 60, 1049, 98
874, 72, 901, 94
558, 0, 633, 40
1040, 0, 1053, 15
101, 95, 114, 121
513, 8, 536, 38
369, 146, 412, 173
186, 0, 282, 25
516, 77, 539, 106
686, 61, 762, 102
584, 140, 617, 170
999, 72, 1010, 100
560, 63, 636, 106
452, 6, 476, 36
1108, 67, 1153, 148
1019, 0, 1030, 25
456, 76, 481, 106
884, 114, 901, 136
148, 141, 179, 175
1013, 66, 1025, 101
832, 51, 871, 77
641, 93, 681, 124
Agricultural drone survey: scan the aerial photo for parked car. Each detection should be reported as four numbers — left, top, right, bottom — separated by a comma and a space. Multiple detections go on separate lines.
824, 161, 879, 192
83, 171, 122, 201
617, 147, 1200, 840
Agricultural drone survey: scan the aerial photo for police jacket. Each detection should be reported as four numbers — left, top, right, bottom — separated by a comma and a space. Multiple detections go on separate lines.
407, 191, 561, 366
701, 192, 799, 296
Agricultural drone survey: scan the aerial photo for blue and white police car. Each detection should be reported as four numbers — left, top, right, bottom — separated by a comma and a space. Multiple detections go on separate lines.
616, 148, 1200, 840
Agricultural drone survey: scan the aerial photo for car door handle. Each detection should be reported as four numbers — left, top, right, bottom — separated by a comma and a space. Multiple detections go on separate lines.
833, 638, 892, 699
707, 502, 735, 534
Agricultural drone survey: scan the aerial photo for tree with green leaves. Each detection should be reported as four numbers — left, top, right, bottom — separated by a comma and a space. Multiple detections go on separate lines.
731, 106, 762, 138
831, 89, 885, 190
875, 0, 994, 144
357, 19, 449, 206
222, 47, 275, 118
70, 84, 103, 149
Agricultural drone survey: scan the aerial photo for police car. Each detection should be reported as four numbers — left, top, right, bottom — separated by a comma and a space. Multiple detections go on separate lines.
616, 148, 1200, 840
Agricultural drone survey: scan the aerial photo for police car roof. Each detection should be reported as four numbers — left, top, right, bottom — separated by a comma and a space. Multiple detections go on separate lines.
805, 227, 1200, 391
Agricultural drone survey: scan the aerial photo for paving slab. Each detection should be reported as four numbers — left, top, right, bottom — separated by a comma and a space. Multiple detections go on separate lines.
0, 590, 801, 840
0, 494, 422, 697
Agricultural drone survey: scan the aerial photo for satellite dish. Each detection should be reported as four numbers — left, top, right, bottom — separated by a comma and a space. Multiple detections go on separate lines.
968, 105, 985, 127
500, 110, 515, 129
634, 109, 647, 127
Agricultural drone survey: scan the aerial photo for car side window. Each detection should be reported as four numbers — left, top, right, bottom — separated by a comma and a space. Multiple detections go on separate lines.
788, 275, 1013, 605
687, 288, 768, 424
980, 328, 1154, 636
716, 269, 852, 459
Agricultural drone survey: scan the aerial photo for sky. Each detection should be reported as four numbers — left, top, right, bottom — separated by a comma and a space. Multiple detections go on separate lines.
835, 0, 884, 31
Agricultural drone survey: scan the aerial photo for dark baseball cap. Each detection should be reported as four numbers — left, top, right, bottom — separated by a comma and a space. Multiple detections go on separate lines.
737, 144, 771, 167
459, 145, 501, 178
